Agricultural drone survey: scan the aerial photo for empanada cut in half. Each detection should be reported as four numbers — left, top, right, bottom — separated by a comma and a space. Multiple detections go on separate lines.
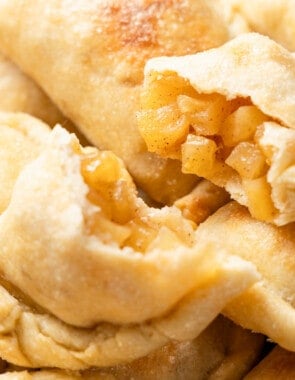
195, 201, 295, 351
0, 112, 50, 214
0, 127, 258, 369
244, 345, 295, 379
138, 32, 295, 225
0, 316, 265, 380
0, 0, 250, 204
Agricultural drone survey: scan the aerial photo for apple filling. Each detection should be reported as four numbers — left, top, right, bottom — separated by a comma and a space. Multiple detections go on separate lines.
80, 147, 194, 251
138, 74, 279, 222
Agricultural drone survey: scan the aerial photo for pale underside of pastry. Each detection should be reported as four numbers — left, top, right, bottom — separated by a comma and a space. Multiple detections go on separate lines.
244, 346, 295, 379
0, 316, 265, 380
0, 0, 250, 204
195, 201, 295, 352
138, 32, 295, 224
227, 0, 295, 51
3, 319, 265, 380
0, 112, 50, 214
0, 126, 259, 369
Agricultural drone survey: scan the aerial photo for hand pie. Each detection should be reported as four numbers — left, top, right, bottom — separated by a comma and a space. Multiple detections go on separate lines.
0, 0, 250, 204
244, 346, 295, 379
0, 112, 50, 214
227, 0, 295, 51
0, 316, 265, 380
0, 126, 258, 368
138, 32, 295, 224
195, 201, 295, 352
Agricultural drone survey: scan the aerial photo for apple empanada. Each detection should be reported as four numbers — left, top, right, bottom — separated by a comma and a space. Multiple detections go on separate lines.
227, 0, 295, 51
0, 316, 264, 380
138, 32, 295, 224
0, 112, 50, 214
0, 126, 258, 369
0, 0, 250, 204
244, 346, 295, 379
195, 201, 295, 351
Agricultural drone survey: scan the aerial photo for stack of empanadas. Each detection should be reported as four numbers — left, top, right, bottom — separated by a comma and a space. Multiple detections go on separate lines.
0, 0, 293, 378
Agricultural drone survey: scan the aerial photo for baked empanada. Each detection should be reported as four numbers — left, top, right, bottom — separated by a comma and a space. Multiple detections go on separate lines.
228, 0, 295, 51
138, 32, 295, 224
195, 201, 295, 351
0, 0, 250, 204
0, 317, 264, 380
0, 112, 50, 214
0, 126, 258, 369
244, 346, 295, 379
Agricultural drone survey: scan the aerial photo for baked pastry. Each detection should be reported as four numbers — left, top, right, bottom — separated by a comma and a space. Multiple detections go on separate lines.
227, 0, 295, 51
0, 126, 258, 368
0, 316, 264, 380
244, 346, 295, 379
138, 32, 295, 224
195, 201, 295, 351
0, 112, 50, 214
0, 0, 250, 204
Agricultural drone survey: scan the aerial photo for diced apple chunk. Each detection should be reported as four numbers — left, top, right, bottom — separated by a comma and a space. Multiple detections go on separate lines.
225, 142, 268, 179
243, 176, 277, 222
140, 73, 197, 110
177, 93, 231, 135
181, 134, 217, 177
138, 103, 189, 158
220, 105, 269, 147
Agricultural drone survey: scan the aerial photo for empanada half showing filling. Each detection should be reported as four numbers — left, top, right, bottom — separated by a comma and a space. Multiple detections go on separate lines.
0, 126, 258, 369
195, 201, 295, 352
138, 32, 295, 225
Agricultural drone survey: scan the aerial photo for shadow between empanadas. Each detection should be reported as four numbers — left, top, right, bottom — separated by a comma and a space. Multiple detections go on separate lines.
0, 126, 258, 369
138, 32, 295, 224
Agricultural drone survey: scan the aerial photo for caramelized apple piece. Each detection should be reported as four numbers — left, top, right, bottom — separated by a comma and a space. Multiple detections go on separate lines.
221, 105, 269, 147
226, 142, 268, 179
243, 176, 277, 222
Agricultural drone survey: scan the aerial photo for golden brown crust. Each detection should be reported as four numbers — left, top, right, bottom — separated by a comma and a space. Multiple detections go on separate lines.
0, 0, 243, 203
